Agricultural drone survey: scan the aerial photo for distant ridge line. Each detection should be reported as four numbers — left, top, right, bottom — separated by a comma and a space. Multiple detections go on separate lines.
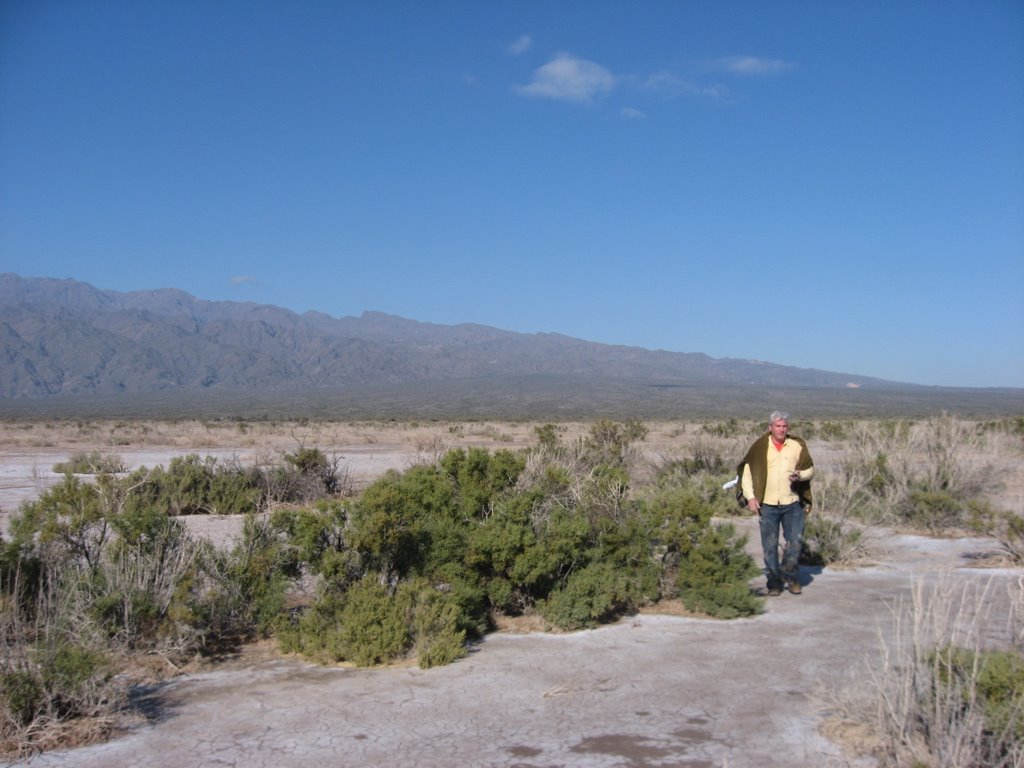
1, 273, 1020, 418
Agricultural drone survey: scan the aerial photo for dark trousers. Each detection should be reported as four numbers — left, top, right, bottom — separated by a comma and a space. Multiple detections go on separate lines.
758, 501, 805, 589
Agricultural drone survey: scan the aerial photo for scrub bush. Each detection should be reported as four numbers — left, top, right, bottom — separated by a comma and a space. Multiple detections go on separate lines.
114, 448, 348, 520
193, 515, 294, 642
700, 418, 742, 438
337, 575, 411, 666
539, 561, 658, 630
816, 421, 850, 441
932, 645, 1024, 751
280, 425, 756, 655
826, 416, 994, 532
11, 473, 112, 572
2, 418, 786, 754
52, 452, 127, 475
269, 501, 354, 580
664, 437, 731, 477
403, 577, 473, 668
346, 465, 453, 583
1, 640, 114, 729
583, 418, 648, 467
280, 574, 476, 669
969, 502, 1024, 563
828, 576, 1024, 768
533, 423, 562, 450
644, 487, 761, 617
123, 455, 264, 517
275, 591, 347, 662
674, 522, 761, 619
903, 488, 964, 533
9, 476, 204, 653
1, 554, 124, 756
800, 515, 868, 567
440, 447, 525, 518
272, 447, 347, 501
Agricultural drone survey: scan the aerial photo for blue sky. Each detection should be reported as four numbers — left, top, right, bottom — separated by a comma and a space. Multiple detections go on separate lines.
2, 1, 1022, 388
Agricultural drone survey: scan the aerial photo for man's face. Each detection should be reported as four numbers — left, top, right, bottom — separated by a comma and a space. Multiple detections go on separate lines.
770, 419, 789, 442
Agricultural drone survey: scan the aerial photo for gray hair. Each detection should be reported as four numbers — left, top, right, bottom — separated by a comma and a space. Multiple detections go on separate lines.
769, 411, 790, 424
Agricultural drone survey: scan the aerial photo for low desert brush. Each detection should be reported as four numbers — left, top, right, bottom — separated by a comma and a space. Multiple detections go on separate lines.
826, 574, 1024, 768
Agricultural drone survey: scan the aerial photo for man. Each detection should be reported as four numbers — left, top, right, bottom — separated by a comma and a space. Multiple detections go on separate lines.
738, 411, 814, 596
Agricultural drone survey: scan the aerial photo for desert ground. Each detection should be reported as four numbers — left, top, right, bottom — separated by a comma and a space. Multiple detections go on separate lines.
1, 418, 1020, 768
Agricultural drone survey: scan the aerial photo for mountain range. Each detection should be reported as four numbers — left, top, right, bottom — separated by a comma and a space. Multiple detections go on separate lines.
1, 273, 1018, 420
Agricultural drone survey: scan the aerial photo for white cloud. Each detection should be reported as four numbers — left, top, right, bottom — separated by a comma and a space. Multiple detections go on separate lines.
230, 275, 256, 286
506, 35, 532, 56
516, 52, 616, 104
716, 56, 794, 75
620, 106, 646, 119
643, 70, 689, 92
643, 70, 726, 100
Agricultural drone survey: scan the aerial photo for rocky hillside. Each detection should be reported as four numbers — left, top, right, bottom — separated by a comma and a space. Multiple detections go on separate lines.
0, 273, 901, 401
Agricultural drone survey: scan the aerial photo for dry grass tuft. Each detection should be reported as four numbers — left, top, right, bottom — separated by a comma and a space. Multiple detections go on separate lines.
822, 574, 1024, 767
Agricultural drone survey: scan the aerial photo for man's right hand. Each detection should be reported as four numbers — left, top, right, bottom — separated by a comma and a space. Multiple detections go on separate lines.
747, 498, 761, 515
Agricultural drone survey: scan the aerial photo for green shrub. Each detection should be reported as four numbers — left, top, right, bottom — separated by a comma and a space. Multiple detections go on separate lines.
206, 466, 264, 516
969, 502, 1024, 563
901, 488, 964, 532
464, 503, 536, 613
269, 501, 353, 580
648, 461, 735, 519
801, 515, 866, 566
584, 419, 648, 467
338, 576, 411, 666
195, 515, 294, 641
534, 423, 562, 450
440, 447, 524, 519
9, 473, 205, 653
275, 591, 345, 661
13, 473, 110, 571
932, 645, 1024, 757
675, 523, 761, 619
280, 573, 477, 669
130, 455, 267, 516
42, 643, 110, 711
121, 450, 348, 519
347, 465, 454, 582
90, 513, 200, 649
611, 487, 761, 619
161, 455, 216, 515
642, 486, 714, 556
1, 669, 44, 728
0, 536, 43, 616
818, 421, 850, 441
509, 508, 592, 600
401, 578, 471, 668
52, 452, 126, 475
282, 447, 344, 497
667, 438, 730, 477
700, 419, 741, 438
539, 561, 657, 630
1, 640, 114, 728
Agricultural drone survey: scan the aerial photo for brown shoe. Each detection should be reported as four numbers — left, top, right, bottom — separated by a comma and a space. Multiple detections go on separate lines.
767, 586, 782, 596
787, 581, 802, 595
